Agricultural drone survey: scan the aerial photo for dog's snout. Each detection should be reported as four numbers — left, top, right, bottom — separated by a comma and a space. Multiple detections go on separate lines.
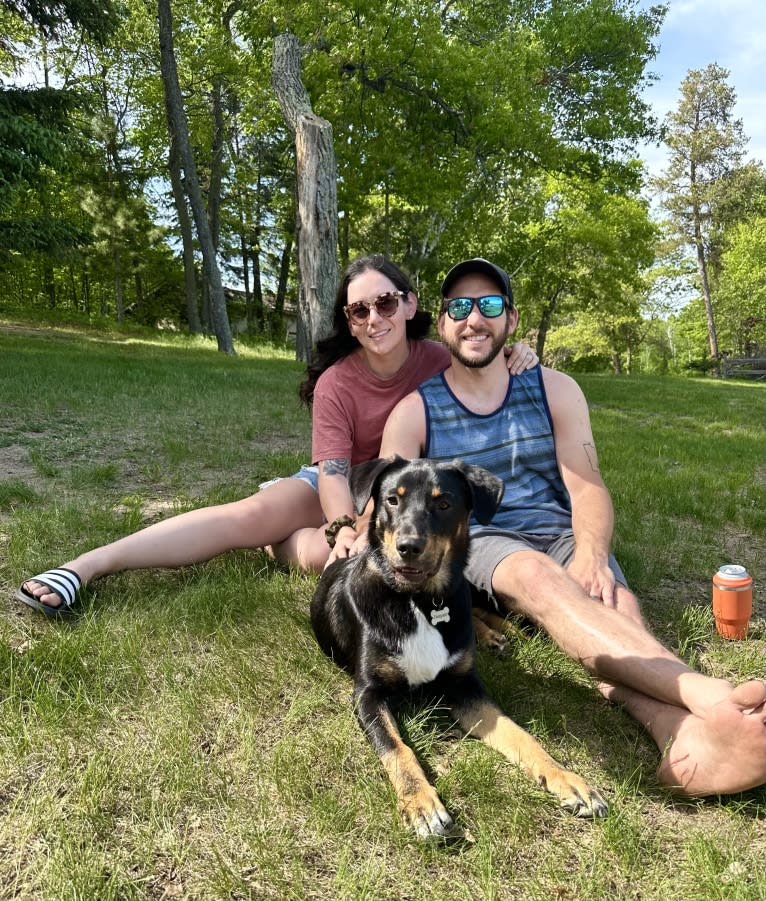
396, 533, 426, 559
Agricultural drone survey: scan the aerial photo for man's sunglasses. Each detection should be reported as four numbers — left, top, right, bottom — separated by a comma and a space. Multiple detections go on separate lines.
442, 294, 510, 321
344, 290, 407, 325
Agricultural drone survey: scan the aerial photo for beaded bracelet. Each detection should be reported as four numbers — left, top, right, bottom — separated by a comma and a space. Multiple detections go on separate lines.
325, 514, 356, 548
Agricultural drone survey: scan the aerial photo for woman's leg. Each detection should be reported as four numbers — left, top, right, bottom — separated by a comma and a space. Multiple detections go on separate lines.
22, 478, 324, 609
270, 526, 331, 573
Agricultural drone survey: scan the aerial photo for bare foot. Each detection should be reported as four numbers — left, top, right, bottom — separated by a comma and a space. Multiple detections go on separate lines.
657, 680, 766, 796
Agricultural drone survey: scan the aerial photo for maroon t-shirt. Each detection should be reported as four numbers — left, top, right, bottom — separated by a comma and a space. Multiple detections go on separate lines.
311, 339, 450, 465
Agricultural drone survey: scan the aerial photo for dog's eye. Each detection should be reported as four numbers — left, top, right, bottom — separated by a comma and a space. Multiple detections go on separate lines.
386, 495, 399, 506
436, 499, 451, 511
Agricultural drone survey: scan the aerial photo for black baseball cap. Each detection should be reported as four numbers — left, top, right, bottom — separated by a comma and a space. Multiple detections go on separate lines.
441, 258, 514, 307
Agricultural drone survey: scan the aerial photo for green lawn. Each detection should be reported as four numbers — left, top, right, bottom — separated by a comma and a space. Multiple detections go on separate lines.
0, 323, 764, 900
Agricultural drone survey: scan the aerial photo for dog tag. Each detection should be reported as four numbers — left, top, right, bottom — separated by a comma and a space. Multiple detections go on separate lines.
431, 606, 450, 625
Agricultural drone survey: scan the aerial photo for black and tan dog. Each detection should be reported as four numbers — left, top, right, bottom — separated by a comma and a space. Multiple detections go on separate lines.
310, 456, 608, 840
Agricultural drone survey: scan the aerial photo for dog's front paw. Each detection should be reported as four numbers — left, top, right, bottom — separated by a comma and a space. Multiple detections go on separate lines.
473, 622, 509, 655
399, 785, 462, 841
542, 769, 609, 819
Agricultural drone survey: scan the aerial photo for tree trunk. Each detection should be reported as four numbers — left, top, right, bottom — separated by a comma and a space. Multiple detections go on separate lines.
113, 242, 124, 321
272, 31, 338, 361
275, 235, 292, 316
168, 137, 201, 332
157, 0, 235, 354
208, 76, 225, 252
535, 286, 563, 361
693, 210, 719, 360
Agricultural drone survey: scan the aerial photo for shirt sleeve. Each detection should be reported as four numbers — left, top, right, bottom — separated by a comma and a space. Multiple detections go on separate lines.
311, 370, 355, 464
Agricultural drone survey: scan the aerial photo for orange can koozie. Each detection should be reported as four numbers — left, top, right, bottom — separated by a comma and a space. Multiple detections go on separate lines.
712, 564, 753, 640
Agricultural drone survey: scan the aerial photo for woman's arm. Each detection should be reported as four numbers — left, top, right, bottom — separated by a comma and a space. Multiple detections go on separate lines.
317, 458, 358, 558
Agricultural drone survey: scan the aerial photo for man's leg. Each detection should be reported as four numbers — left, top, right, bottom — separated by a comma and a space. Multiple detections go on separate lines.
492, 551, 766, 796
601, 679, 766, 796
21, 478, 324, 609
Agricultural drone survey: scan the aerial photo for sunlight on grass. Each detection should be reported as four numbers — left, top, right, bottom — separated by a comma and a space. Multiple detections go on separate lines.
0, 329, 764, 899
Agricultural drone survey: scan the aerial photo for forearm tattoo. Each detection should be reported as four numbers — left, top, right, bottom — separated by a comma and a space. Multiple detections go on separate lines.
583, 443, 600, 473
321, 458, 351, 478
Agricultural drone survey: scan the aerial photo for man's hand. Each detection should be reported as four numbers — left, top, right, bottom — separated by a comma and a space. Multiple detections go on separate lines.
504, 342, 538, 375
567, 550, 616, 607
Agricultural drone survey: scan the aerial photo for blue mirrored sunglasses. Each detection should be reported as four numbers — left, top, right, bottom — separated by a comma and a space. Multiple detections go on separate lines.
442, 294, 509, 321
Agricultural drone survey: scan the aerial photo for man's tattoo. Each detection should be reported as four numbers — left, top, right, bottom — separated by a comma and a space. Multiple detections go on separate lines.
322, 458, 350, 478
583, 443, 600, 473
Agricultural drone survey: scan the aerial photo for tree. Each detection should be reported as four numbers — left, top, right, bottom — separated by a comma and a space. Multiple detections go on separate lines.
654, 64, 748, 361
271, 31, 338, 361
156, 0, 235, 353
0, 0, 116, 259
716, 215, 766, 353
506, 171, 656, 361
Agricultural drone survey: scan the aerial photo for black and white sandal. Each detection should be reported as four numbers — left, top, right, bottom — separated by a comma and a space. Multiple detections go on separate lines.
14, 567, 83, 619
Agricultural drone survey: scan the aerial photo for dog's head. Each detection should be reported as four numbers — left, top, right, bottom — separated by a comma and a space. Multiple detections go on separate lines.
349, 456, 503, 593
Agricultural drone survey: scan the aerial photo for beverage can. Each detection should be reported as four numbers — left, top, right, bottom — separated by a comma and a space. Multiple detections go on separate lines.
712, 564, 753, 640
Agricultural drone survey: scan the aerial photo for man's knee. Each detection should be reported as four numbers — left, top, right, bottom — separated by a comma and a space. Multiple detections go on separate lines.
492, 550, 568, 611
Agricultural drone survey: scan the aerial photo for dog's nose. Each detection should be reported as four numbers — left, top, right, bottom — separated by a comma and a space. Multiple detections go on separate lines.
396, 534, 426, 559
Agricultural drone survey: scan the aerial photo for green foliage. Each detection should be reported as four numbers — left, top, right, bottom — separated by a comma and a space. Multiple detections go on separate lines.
0, 87, 78, 203
2, 0, 666, 343
716, 215, 766, 353
5, 0, 118, 38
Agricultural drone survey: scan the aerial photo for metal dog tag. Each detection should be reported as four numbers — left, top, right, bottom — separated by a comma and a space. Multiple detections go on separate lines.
430, 606, 450, 625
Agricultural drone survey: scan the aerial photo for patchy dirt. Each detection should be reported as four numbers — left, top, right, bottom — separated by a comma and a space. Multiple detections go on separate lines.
0, 444, 47, 492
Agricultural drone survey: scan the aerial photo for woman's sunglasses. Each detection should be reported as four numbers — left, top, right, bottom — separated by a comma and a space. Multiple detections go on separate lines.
344, 290, 407, 325
442, 294, 510, 321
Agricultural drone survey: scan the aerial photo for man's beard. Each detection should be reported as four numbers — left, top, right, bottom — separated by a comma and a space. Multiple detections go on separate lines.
442, 324, 510, 369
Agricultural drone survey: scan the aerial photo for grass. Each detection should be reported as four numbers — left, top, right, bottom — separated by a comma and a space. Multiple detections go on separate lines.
0, 322, 765, 900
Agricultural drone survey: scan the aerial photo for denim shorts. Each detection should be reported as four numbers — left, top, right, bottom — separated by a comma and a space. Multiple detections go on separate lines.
465, 527, 628, 600
258, 464, 319, 493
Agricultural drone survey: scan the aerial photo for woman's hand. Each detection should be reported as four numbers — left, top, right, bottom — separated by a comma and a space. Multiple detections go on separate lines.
504, 342, 538, 375
326, 525, 358, 564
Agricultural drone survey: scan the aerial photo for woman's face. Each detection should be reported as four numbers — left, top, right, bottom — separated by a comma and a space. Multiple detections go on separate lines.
345, 268, 416, 360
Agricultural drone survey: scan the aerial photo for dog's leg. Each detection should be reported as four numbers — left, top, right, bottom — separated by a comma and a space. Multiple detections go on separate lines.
472, 609, 508, 654
449, 681, 608, 818
354, 685, 460, 840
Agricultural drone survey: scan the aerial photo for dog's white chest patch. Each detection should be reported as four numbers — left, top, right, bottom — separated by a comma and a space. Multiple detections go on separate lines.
394, 604, 459, 687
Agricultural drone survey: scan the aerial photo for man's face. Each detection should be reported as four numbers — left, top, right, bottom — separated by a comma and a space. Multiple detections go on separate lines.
437, 272, 518, 369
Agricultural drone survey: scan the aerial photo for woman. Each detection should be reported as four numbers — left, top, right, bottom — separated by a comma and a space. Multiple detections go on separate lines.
16, 254, 535, 617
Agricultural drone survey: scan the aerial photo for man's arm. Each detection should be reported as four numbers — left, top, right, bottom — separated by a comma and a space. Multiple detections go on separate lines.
543, 369, 617, 605
379, 391, 427, 460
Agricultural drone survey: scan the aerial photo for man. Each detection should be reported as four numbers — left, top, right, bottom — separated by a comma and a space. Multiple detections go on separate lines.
378, 257, 766, 796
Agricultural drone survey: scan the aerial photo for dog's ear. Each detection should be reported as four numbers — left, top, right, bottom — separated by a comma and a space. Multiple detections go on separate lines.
348, 455, 405, 515
451, 460, 504, 525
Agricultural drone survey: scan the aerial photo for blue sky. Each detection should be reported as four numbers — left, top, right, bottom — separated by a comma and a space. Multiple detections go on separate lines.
637, 0, 766, 177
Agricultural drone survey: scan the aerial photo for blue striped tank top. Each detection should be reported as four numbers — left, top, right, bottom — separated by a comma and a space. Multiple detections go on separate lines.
418, 366, 572, 534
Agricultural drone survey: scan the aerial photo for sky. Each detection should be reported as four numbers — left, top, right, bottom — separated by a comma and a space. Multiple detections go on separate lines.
636, 0, 766, 178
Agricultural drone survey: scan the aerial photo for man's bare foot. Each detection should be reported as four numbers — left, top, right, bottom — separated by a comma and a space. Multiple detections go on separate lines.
657, 680, 766, 796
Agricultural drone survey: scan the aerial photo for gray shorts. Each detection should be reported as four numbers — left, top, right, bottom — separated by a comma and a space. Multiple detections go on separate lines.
258, 464, 319, 493
465, 527, 628, 601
